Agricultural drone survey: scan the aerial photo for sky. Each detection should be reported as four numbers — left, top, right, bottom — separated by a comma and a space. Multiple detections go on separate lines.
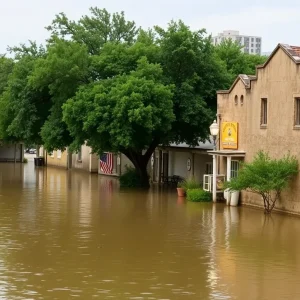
0, 0, 299, 54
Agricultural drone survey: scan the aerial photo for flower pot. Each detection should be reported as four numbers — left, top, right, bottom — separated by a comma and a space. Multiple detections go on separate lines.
230, 191, 240, 206
224, 188, 231, 205
177, 188, 185, 197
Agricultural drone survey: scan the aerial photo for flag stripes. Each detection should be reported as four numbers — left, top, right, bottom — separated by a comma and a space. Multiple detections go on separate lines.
100, 152, 113, 174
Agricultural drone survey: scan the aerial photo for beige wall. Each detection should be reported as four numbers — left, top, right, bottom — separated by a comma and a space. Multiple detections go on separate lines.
46, 150, 68, 169
72, 145, 98, 173
218, 47, 300, 214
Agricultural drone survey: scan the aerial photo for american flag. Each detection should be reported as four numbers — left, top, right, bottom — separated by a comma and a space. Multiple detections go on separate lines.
100, 152, 113, 174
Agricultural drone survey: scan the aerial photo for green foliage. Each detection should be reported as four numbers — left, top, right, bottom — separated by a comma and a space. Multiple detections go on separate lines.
215, 39, 267, 83
0, 56, 14, 95
186, 189, 212, 202
178, 177, 201, 190
23, 158, 28, 163
226, 151, 298, 213
0, 44, 51, 144
46, 7, 138, 55
119, 166, 149, 188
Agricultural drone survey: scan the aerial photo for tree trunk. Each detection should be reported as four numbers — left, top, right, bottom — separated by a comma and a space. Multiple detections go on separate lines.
123, 151, 151, 188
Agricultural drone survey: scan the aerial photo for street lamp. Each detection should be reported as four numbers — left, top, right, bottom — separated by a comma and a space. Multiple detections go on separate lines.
210, 120, 219, 150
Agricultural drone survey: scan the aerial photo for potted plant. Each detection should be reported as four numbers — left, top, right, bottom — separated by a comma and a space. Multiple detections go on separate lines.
177, 181, 186, 197
176, 177, 201, 197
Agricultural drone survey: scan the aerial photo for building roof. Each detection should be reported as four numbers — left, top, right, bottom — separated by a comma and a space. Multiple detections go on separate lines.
166, 139, 214, 151
217, 43, 300, 95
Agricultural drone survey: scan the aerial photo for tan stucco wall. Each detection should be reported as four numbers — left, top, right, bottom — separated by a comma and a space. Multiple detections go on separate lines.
218, 47, 300, 214
47, 150, 68, 169
72, 145, 98, 173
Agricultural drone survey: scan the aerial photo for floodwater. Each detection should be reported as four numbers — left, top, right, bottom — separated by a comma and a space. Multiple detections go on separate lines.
0, 161, 299, 299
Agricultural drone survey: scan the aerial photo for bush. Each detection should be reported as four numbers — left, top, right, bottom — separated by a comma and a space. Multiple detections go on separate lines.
178, 177, 201, 190
225, 151, 298, 213
119, 166, 149, 188
23, 158, 28, 163
186, 189, 212, 202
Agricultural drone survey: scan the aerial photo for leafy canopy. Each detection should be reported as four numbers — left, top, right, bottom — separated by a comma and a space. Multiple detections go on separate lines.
215, 39, 267, 83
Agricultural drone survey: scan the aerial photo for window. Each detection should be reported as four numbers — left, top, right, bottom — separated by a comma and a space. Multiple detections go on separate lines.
294, 98, 300, 126
49, 152, 54, 158
240, 95, 244, 106
231, 161, 240, 178
78, 146, 82, 161
205, 162, 213, 174
234, 95, 238, 105
251, 37, 254, 42
256, 38, 261, 42
261, 98, 268, 126
57, 150, 62, 159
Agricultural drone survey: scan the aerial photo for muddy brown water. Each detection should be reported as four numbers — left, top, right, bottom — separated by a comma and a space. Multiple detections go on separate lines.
0, 161, 299, 299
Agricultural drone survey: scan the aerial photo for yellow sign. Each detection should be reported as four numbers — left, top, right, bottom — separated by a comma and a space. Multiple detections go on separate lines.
221, 122, 238, 149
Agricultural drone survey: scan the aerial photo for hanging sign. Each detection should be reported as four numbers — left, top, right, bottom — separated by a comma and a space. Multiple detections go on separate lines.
221, 122, 238, 149
187, 158, 191, 171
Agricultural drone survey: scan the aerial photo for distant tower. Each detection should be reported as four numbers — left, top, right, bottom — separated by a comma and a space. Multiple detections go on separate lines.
212, 30, 262, 55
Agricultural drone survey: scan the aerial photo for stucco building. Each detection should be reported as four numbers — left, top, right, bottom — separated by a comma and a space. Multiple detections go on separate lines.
41, 145, 98, 173
214, 43, 300, 214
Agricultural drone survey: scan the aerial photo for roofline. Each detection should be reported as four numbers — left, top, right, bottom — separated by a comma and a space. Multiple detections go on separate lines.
217, 74, 251, 95
217, 43, 300, 95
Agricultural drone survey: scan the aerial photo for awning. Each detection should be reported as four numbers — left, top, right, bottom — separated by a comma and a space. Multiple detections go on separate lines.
207, 150, 246, 157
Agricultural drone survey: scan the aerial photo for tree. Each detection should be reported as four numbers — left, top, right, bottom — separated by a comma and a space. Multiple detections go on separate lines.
63, 58, 175, 186
226, 151, 298, 214
62, 21, 229, 187
0, 43, 51, 145
215, 39, 267, 83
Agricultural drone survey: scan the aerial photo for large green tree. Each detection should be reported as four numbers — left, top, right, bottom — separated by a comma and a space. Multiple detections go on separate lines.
62, 20, 229, 187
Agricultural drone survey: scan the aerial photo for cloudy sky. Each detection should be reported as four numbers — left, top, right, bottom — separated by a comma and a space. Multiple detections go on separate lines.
0, 0, 298, 54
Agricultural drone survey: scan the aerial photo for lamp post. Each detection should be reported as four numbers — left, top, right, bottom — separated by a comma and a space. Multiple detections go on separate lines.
210, 120, 219, 151
209, 120, 219, 202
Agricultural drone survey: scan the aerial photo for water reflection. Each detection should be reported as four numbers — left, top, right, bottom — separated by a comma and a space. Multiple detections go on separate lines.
0, 162, 298, 299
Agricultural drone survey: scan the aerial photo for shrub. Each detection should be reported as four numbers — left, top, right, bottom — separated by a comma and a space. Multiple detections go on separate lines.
225, 151, 298, 213
186, 189, 212, 202
119, 166, 149, 188
178, 177, 201, 190
23, 158, 28, 163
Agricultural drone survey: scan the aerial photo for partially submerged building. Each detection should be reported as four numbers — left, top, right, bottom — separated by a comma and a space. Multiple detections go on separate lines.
213, 43, 300, 214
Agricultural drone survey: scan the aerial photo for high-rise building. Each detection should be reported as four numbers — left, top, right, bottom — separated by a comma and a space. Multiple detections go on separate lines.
212, 30, 262, 55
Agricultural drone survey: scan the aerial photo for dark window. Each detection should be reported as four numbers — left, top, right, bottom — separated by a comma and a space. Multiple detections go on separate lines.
234, 95, 238, 105
294, 98, 300, 125
261, 98, 268, 125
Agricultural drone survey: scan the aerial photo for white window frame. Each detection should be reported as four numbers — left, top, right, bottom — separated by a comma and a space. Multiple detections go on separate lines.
231, 160, 240, 178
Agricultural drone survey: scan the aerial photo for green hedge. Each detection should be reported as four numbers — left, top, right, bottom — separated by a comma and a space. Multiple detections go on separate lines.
119, 166, 148, 188
186, 189, 212, 202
